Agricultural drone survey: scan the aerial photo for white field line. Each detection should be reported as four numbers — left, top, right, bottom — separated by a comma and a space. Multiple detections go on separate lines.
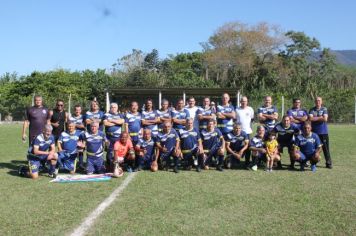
69, 172, 138, 236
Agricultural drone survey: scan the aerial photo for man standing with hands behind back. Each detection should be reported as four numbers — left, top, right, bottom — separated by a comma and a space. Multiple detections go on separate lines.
22, 95, 51, 145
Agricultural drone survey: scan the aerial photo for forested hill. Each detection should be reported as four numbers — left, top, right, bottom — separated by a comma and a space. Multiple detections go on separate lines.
313, 50, 356, 66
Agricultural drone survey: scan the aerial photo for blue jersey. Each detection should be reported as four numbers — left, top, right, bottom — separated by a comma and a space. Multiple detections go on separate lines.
58, 130, 81, 155
136, 138, 156, 157
157, 109, 172, 130
179, 128, 201, 151
125, 112, 142, 134
217, 104, 235, 134
85, 110, 105, 131
156, 129, 180, 151
258, 105, 278, 129
81, 131, 106, 158
226, 131, 249, 151
250, 135, 265, 149
28, 134, 55, 158
103, 112, 123, 140
309, 106, 328, 134
141, 110, 159, 135
197, 106, 216, 130
273, 123, 299, 145
172, 108, 190, 131
294, 132, 322, 156
69, 114, 85, 131
287, 108, 308, 130
201, 128, 223, 150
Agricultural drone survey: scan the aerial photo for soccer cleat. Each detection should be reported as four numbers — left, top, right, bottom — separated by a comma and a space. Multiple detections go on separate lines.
289, 164, 296, 170
18, 165, 28, 177
127, 167, 133, 173
251, 165, 258, 171
304, 161, 310, 167
300, 163, 305, 172
173, 166, 179, 173
196, 166, 201, 172
48, 173, 57, 178
216, 165, 223, 172
326, 164, 333, 169
277, 161, 283, 169
311, 164, 317, 172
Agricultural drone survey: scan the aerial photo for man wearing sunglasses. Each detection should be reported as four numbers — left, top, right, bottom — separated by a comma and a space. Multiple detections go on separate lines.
50, 99, 69, 143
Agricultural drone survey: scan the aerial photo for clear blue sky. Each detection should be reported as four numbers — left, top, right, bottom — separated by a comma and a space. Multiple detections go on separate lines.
1, 0, 355, 76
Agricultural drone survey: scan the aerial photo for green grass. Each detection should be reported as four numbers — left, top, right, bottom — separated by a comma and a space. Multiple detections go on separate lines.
0, 124, 355, 235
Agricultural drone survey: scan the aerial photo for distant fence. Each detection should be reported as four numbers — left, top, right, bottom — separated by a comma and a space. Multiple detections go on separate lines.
1, 89, 355, 124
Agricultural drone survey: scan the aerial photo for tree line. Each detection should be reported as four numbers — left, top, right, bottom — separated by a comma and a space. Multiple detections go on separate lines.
1, 21, 356, 122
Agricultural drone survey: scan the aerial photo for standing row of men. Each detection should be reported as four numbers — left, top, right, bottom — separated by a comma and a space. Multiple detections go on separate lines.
20, 93, 332, 178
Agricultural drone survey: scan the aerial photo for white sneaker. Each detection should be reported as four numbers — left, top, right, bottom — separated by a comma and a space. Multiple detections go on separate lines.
251, 165, 258, 171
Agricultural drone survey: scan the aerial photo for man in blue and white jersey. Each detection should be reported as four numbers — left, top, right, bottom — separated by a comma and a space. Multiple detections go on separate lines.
172, 99, 190, 132
124, 101, 142, 146
273, 115, 300, 169
141, 99, 159, 137
157, 99, 172, 132
179, 118, 203, 172
57, 122, 81, 174
225, 123, 249, 169
69, 104, 86, 131
156, 121, 181, 173
69, 104, 86, 169
216, 93, 236, 140
249, 126, 267, 171
135, 129, 157, 171
201, 119, 225, 171
85, 100, 105, 131
197, 97, 216, 131
287, 98, 308, 130
19, 124, 58, 179
292, 122, 322, 172
79, 122, 107, 174
103, 103, 124, 170
258, 96, 278, 133
309, 97, 332, 169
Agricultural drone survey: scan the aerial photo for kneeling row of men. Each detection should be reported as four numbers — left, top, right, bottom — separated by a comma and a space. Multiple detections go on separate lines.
19, 116, 322, 179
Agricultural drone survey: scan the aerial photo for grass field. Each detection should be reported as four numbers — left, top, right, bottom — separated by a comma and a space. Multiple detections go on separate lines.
0, 124, 355, 235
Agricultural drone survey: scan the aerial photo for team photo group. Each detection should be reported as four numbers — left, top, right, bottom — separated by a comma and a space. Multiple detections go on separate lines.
19, 92, 332, 179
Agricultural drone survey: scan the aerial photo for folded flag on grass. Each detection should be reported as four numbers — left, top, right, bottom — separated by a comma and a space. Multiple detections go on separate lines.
50, 173, 112, 183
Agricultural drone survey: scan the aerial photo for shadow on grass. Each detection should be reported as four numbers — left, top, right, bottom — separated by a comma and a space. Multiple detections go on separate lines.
0, 160, 27, 176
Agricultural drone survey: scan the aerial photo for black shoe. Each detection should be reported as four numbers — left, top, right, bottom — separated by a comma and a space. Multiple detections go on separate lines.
18, 165, 27, 176
277, 161, 283, 169
326, 164, 333, 169
173, 166, 179, 173
48, 172, 57, 178
196, 166, 201, 172
289, 165, 296, 170
217, 165, 223, 172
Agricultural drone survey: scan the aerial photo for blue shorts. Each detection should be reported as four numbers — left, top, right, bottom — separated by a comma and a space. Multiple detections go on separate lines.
253, 152, 266, 160
182, 147, 199, 160
87, 156, 105, 174
138, 153, 155, 168
296, 151, 314, 162
278, 142, 293, 153
58, 151, 77, 171
159, 149, 177, 161
27, 153, 49, 174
